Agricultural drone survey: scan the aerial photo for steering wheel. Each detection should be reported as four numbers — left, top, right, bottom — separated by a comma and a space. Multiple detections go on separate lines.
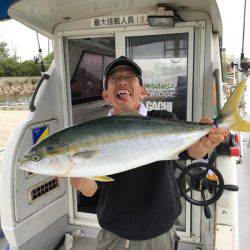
176, 150, 239, 218
178, 162, 224, 206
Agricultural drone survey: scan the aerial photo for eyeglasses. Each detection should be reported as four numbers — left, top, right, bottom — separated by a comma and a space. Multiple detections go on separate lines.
108, 75, 139, 84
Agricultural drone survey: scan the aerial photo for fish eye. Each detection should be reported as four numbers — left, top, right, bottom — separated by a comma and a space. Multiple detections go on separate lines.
32, 154, 41, 162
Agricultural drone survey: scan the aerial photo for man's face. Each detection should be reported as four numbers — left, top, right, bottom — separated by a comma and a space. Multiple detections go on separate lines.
102, 66, 147, 114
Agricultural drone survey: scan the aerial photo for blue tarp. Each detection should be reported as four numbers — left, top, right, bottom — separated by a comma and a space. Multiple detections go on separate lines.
0, 0, 16, 20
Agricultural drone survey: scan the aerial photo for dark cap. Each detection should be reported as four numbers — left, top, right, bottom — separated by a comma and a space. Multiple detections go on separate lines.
103, 56, 143, 89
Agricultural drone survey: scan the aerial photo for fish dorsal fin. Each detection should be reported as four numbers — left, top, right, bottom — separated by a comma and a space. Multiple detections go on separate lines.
89, 176, 114, 182
117, 111, 141, 117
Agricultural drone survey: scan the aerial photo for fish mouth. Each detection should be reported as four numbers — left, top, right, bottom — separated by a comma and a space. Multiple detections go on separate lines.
115, 89, 132, 101
17, 155, 30, 165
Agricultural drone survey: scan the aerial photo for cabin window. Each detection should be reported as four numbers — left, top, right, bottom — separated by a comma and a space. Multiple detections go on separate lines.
68, 37, 115, 105
126, 33, 188, 120
70, 52, 114, 105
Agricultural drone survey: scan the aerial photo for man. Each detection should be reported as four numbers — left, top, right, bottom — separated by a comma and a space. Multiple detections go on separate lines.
71, 56, 228, 249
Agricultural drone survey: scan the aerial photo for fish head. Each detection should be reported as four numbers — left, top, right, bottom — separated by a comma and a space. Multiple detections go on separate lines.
18, 151, 42, 165
17, 149, 47, 173
17, 144, 72, 176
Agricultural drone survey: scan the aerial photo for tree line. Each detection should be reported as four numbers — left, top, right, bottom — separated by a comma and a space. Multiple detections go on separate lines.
0, 41, 53, 77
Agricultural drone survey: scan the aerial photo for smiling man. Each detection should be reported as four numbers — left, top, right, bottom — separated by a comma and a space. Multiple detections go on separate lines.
101, 57, 147, 115
71, 56, 228, 250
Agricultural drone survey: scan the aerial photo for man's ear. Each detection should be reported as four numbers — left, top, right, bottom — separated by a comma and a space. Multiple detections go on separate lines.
140, 86, 149, 99
102, 90, 110, 102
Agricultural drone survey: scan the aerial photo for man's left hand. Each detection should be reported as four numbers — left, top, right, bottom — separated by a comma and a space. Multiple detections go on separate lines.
187, 117, 229, 159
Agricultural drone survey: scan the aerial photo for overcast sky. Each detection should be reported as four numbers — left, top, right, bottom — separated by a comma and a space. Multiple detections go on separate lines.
0, 0, 249, 61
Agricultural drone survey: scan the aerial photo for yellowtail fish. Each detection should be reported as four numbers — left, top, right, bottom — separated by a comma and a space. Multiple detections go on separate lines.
18, 80, 250, 181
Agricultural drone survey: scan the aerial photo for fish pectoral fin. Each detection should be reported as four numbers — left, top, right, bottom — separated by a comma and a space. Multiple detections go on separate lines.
73, 149, 99, 159
89, 176, 114, 182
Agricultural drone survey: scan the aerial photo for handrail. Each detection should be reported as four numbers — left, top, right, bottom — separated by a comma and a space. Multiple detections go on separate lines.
213, 68, 222, 116
29, 73, 50, 112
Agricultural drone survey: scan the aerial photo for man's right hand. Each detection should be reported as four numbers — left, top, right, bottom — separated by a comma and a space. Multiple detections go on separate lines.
70, 177, 98, 197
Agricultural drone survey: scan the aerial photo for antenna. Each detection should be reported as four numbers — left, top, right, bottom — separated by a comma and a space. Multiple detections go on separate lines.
240, 0, 250, 75
35, 32, 45, 74
241, 0, 247, 60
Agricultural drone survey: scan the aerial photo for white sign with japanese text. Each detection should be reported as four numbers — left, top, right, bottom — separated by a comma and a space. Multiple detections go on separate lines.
91, 15, 148, 28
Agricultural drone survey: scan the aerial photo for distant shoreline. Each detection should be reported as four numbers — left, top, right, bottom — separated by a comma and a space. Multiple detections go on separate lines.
0, 76, 38, 97
0, 77, 34, 110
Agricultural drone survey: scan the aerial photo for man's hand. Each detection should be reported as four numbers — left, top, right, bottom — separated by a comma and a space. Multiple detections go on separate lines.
187, 117, 229, 159
70, 177, 98, 197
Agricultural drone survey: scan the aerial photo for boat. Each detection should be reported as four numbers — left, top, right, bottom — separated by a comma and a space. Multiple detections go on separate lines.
0, 0, 249, 249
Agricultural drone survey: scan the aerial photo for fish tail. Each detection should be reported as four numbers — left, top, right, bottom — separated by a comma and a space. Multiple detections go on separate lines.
219, 79, 250, 132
